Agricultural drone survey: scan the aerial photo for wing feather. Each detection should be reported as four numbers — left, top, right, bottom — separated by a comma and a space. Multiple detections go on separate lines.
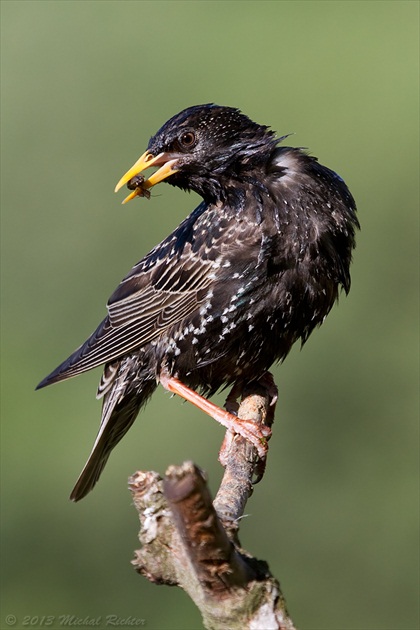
37, 209, 218, 387
36, 201, 255, 389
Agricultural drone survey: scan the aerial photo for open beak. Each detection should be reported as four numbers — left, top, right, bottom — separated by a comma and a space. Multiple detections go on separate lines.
114, 151, 179, 204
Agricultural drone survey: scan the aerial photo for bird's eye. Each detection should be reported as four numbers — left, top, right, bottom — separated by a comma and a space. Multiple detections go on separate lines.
179, 131, 196, 148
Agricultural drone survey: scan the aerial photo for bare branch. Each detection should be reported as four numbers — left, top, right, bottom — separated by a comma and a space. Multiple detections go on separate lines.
129, 374, 296, 630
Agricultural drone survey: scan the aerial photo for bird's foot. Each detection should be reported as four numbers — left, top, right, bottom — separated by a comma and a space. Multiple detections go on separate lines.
224, 381, 242, 414
218, 373, 277, 477
218, 430, 235, 467
159, 371, 271, 459
257, 371, 278, 407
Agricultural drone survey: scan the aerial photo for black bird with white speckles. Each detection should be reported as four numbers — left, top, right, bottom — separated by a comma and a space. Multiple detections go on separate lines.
37, 104, 359, 501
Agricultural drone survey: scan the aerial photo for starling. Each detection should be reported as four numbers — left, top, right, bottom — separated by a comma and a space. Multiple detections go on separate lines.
37, 104, 359, 501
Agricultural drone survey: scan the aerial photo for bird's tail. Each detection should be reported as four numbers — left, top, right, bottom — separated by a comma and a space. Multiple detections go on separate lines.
70, 362, 157, 501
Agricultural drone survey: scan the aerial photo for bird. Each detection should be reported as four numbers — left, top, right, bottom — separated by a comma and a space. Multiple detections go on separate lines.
36, 104, 359, 501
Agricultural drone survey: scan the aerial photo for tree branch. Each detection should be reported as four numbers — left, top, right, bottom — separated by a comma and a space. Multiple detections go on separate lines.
129, 374, 296, 630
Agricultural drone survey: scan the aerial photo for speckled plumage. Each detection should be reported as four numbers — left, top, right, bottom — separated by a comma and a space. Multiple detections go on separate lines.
37, 104, 359, 500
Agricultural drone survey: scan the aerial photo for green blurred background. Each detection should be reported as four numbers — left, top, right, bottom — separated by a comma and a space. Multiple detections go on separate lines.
1, 1, 418, 629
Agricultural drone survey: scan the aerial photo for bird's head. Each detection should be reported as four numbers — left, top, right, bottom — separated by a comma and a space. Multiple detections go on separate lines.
115, 104, 277, 203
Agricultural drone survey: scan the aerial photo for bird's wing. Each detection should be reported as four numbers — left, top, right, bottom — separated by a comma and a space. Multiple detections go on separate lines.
87, 250, 216, 368
36, 205, 230, 387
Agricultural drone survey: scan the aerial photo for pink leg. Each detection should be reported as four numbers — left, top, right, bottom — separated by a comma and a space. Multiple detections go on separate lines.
219, 374, 278, 469
257, 371, 278, 406
159, 371, 271, 459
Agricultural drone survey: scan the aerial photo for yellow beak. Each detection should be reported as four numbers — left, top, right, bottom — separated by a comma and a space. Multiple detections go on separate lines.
114, 150, 179, 204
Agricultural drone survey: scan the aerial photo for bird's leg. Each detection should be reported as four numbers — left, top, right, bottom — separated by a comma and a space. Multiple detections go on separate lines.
256, 371, 279, 407
219, 374, 278, 468
218, 430, 235, 467
159, 370, 271, 459
219, 382, 244, 466
224, 381, 242, 414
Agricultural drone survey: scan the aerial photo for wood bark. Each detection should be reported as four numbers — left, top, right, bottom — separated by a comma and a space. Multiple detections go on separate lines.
129, 376, 296, 630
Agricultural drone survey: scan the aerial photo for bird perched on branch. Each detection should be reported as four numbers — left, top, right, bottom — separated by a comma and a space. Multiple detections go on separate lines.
37, 104, 359, 501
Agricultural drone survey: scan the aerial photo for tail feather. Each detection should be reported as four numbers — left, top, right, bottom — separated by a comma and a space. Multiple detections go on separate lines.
70, 393, 140, 501
70, 362, 157, 501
